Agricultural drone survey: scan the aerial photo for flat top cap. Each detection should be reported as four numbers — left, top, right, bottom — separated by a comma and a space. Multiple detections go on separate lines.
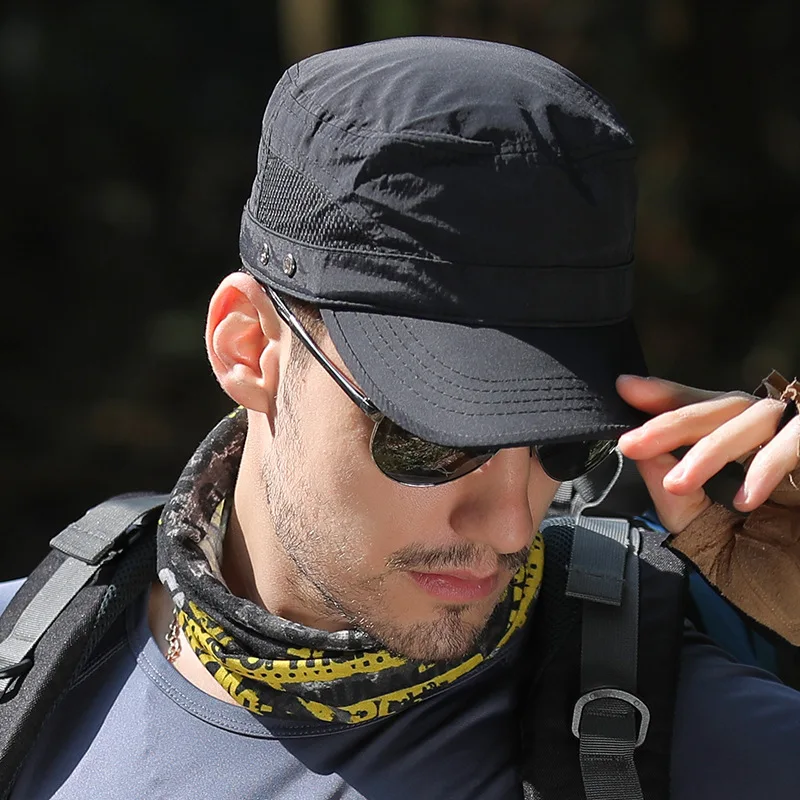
291, 36, 631, 154
242, 37, 637, 322
240, 38, 646, 448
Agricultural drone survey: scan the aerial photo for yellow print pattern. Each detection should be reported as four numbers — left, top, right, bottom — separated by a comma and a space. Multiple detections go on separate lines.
179, 531, 544, 723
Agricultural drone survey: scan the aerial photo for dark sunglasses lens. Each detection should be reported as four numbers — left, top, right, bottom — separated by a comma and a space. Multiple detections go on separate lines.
536, 439, 617, 481
371, 418, 494, 485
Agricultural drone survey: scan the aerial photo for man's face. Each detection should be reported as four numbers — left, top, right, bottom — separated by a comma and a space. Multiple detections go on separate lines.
260, 333, 560, 662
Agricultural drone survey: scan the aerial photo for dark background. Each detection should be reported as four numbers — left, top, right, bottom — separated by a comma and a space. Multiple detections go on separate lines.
2, 0, 799, 580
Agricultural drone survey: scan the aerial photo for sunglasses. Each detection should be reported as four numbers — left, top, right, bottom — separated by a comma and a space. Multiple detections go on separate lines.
263, 283, 617, 487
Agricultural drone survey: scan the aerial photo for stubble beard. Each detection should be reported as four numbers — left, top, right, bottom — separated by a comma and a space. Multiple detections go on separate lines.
262, 416, 500, 662
263, 464, 493, 661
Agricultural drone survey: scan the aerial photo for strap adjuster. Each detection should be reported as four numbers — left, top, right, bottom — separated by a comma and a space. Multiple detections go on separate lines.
572, 688, 651, 748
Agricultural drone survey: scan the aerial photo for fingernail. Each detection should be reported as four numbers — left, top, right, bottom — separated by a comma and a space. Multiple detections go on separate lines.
666, 465, 684, 484
733, 485, 749, 508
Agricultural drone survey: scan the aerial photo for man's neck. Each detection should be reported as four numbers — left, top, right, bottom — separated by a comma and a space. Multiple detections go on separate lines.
147, 581, 237, 704
220, 432, 347, 633
220, 492, 343, 631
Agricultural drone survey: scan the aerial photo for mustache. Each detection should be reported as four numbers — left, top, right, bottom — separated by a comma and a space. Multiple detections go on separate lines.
386, 541, 530, 575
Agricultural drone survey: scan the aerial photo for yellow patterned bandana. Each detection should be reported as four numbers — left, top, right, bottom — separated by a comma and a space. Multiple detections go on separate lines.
179, 534, 544, 724
158, 408, 545, 726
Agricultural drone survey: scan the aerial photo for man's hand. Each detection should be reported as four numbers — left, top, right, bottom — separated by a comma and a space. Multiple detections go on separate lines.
615, 374, 800, 534
614, 373, 800, 644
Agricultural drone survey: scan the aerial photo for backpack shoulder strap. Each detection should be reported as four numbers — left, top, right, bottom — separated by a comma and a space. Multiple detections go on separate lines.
521, 514, 688, 800
0, 494, 167, 697
0, 493, 167, 796
567, 516, 645, 799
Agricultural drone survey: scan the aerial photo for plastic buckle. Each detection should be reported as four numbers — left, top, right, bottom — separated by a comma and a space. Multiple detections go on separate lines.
572, 688, 651, 748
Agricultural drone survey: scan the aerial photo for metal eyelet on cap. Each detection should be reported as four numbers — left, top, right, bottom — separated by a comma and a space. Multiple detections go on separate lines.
282, 253, 297, 277
259, 243, 270, 266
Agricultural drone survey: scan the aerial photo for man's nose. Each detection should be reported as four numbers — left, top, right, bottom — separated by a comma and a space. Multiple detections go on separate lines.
447, 446, 534, 555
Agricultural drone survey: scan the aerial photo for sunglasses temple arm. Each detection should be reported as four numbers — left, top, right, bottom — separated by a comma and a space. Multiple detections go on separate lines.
262, 282, 384, 422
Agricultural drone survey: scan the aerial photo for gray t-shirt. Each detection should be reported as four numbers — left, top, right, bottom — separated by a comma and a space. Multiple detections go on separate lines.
3, 580, 525, 799
2, 578, 799, 799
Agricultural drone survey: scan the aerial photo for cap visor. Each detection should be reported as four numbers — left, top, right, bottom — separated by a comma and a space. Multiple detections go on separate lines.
322, 310, 649, 449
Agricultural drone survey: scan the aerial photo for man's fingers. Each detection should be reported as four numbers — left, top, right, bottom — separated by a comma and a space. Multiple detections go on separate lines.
618, 392, 756, 461
634, 453, 712, 534
616, 375, 721, 415
619, 373, 800, 523
734, 415, 800, 511
656, 397, 789, 496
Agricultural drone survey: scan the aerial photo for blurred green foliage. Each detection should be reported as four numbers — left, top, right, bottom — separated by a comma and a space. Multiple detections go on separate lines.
2, 0, 799, 578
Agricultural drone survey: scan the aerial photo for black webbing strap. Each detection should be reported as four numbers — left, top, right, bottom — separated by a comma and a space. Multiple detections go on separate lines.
0, 494, 167, 698
566, 516, 629, 606
567, 516, 648, 800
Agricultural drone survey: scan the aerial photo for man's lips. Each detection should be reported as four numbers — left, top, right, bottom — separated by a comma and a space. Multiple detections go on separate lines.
407, 570, 501, 602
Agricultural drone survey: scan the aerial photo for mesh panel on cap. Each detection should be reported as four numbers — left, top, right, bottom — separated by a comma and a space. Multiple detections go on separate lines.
257, 152, 375, 250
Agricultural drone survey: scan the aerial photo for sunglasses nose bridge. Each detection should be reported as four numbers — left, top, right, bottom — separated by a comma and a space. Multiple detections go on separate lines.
469, 445, 532, 478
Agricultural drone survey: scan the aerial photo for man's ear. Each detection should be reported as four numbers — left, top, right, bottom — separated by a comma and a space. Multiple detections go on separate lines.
205, 273, 286, 414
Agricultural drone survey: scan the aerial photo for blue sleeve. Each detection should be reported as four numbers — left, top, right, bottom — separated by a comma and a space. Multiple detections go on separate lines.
0, 578, 26, 616
671, 623, 800, 799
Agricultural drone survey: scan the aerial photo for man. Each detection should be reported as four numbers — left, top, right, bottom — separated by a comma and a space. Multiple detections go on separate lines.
1, 36, 799, 799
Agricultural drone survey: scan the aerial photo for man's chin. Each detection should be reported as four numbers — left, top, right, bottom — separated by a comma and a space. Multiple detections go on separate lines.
369, 605, 492, 662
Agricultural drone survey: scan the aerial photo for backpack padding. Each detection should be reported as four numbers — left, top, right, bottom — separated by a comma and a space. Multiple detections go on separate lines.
0, 497, 164, 796
634, 533, 690, 790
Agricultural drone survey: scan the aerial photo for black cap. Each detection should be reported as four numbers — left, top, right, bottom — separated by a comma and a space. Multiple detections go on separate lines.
239, 36, 647, 448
